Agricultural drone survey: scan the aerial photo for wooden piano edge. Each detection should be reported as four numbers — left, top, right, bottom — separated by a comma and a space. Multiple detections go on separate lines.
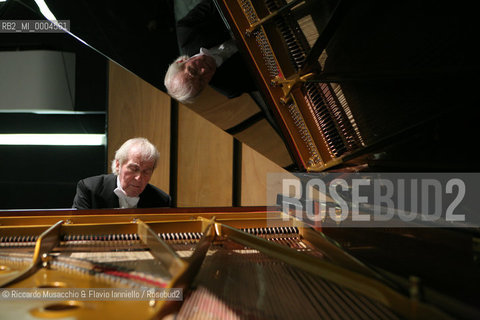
0, 206, 277, 217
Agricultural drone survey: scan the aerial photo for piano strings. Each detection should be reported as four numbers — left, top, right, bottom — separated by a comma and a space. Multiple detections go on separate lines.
234, 0, 365, 170
176, 238, 400, 319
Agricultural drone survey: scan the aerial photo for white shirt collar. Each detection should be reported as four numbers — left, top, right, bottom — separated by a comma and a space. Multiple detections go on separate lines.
195, 39, 238, 67
113, 176, 140, 208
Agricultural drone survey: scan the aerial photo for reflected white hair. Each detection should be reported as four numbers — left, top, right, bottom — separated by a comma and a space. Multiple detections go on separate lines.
111, 137, 159, 175
164, 55, 200, 104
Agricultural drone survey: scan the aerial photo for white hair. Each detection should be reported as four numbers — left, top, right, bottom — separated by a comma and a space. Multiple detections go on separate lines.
164, 55, 200, 104
111, 137, 160, 175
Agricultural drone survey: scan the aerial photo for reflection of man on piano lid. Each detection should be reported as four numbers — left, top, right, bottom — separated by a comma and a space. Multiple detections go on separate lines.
164, 0, 256, 104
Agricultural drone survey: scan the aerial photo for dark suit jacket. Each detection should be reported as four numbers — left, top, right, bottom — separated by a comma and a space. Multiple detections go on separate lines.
176, 0, 256, 98
72, 174, 171, 209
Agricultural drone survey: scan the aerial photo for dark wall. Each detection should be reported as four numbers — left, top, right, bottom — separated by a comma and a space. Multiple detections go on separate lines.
0, 0, 109, 209
0, 146, 106, 209
0, 106, 107, 210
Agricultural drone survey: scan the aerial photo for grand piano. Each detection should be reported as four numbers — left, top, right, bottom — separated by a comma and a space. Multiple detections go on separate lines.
1, 0, 480, 319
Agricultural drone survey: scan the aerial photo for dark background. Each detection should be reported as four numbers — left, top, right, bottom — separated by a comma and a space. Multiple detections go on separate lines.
0, 0, 179, 209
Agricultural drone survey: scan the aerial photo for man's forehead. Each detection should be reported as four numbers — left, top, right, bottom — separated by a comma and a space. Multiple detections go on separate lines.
125, 158, 154, 166
125, 150, 154, 166
126, 147, 144, 160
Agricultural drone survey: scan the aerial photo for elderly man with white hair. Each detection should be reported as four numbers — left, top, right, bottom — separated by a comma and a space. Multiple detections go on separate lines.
73, 137, 171, 209
164, 0, 256, 103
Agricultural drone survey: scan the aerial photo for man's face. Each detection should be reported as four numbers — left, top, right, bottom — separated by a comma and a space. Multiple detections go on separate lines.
179, 54, 217, 93
116, 147, 155, 197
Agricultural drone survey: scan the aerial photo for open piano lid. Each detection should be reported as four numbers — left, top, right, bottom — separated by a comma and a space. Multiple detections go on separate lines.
214, 0, 480, 172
